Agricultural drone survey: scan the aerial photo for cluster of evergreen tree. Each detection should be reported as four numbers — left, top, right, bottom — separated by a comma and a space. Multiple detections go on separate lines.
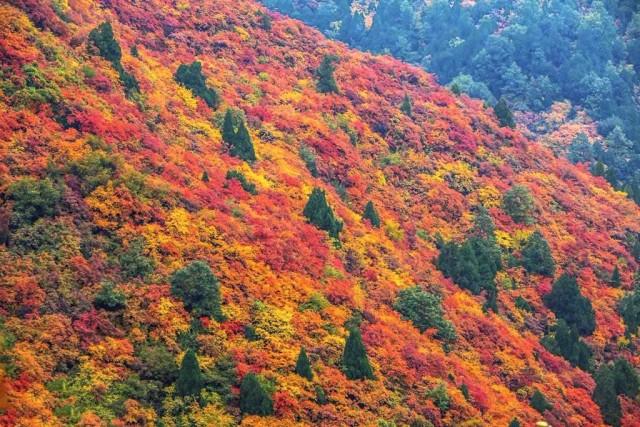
264, 0, 640, 201
175, 61, 220, 109
619, 283, 640, 337
541, 319, 592, 371
222, 109, 256, 162
544, 273, 596, 336
88, 22, 139, 98
520, 231, 555, 277
303, 188, 343, 239
316, 54, 340, 94
593, 358, 640, 426
436, 207, 501, 312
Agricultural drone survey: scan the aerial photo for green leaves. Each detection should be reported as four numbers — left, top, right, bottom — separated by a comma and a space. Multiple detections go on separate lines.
170, 261, 224, 321
175, 61, 220, 109
342, 327, 374, 380
303, 188, 343, 239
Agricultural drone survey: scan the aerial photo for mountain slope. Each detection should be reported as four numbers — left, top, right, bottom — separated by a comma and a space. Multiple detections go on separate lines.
1, 0, 640, 426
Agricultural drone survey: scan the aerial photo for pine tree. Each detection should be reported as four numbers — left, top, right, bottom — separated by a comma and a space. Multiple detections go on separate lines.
221, 109, 256, 162
593, 365, 622, 427
400, 93, 413, 117
239, 373, 274, 416
175, 61, 219, 109
342, 328, 374, 380
508, 418, 521, 427
201, 171, 209, 182
530, 389, 552, 413
612, 358, 640, 398
222, 108, 237, 145
295, 347, 313, 380
521, 231, 555, 277
494, 97, 515, 128
303, 188, 343, 239
619, 285, 640, 336
362, 201, 381, 228
232, 119, 256, 162
175, 349, 203, 397
88, 22, 122, 65
544, 273, 596, 336
610, 265, 621, 287
316, 55, 339, 94
170, 261, 224, 320
543, 319, 592, 370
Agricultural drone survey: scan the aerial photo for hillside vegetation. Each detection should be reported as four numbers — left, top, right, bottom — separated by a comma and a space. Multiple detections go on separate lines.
1, 0, 640, 426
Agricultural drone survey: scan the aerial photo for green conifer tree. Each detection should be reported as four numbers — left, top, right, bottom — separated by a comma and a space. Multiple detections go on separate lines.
544, 273, 596, 336
175, 349, 203, 397
494, 97, 515, 128
502, 185, 535, 224
295, 347, 313, 380
239, 373, 274, 416
611, 265, 621, 287
530, 389, 552, 414
170, 261, 224, 320
303, 188, 343, 239
342, 328, 374, 380
221, 109, 256, 162
316, 55, 339, 94
521, 230, 555, 277
362, 200, 381, 228
175, 61, 219, 108
400, 93, 413, 117
593, 365, 622, 427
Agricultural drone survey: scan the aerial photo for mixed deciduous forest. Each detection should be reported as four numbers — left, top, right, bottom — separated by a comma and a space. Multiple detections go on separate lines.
0, 0, 639, 426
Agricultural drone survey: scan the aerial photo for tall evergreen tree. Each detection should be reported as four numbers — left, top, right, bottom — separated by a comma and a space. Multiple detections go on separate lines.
170, 261, 224, 320
400, 93, 413, 117
612, 358, 640, 398
303, 188, 343, 238
362, 201, 381, 228
494, 97, 515, 128
530, 389, 552, 414
175, 349, 203, 397
342, 328, 374, 380
175, 61, 219, 109
239, 373, 274, 416
295, 347, 313, 380
593, 365, 622, 427
521, 231, 555, 277
610, 265, 621, 287
88, 22, 121, 65
316, 55, 339, 94
221, 109, 256, 162
542, 319, 592, 371
544, 273, 596, 336
619, 285, 640, 336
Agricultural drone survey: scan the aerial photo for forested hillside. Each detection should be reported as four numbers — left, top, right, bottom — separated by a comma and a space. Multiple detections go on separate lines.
1, 0, 640, 426
262, 0, 640, 203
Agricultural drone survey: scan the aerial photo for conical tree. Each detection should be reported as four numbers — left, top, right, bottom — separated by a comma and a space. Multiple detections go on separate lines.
521, 231, 555, 277
611, 266, 621, 287
400, 93, 413, 117
494, 97, 515, 128
175, 349, 203, 397
295, 347, 313, 380
175, 61, 219, 108
530, 389, 552, 414
342, 328, 374, 380
544, 273, 595, 336
316, 55, 339, 94
232, 119, 256, 162
221, 109, 256, 162
362, 201, 381, 228
239, 373, 273, 416
303, 188, 343, 239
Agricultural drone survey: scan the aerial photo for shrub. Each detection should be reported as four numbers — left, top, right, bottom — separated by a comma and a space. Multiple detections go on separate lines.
502, 185, 535, 224
94, 282, 126, 311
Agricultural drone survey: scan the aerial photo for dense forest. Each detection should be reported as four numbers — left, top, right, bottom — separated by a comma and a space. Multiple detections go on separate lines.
1, 0, 640, 426
262, 0, 640, 201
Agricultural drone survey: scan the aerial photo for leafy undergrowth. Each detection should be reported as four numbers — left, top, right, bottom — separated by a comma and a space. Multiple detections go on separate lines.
0, 0, 639, 426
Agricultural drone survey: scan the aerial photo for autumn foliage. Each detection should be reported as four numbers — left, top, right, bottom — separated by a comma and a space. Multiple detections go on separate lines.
0, 0, 640, 426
